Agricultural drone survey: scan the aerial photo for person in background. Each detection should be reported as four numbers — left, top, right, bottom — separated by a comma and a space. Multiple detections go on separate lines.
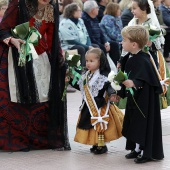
95, 0, 109, 22
119, 0, 132, 11
152, 0, 164, 25
100, 2, 123, 46
0, 0, 8, 22
128, 0, 164, 67
0, 0, 71, 151
59, 0, 83, 21
159, 0, 170, 62
82, 0, 121, 65
120, 2, 133, 27
59, 3, 95, 66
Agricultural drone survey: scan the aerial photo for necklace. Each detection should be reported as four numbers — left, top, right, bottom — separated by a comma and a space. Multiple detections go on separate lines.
34, 17, 42, 29
37, 6, 45, 18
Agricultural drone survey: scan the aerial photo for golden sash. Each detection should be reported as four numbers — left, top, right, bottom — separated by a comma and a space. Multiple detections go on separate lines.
148, 51, 169, 108
83, 72, 110, 146
157, 50, 170, 94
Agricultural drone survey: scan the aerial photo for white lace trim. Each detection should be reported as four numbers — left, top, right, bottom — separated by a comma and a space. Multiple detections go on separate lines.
78, 70, 108, 100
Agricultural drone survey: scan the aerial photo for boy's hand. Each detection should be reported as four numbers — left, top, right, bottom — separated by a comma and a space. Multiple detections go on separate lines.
110, 94, 120, 103
122, 79, 135, 88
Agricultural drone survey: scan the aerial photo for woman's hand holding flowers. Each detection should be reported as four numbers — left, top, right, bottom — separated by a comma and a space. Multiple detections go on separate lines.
10, 38, 25, 52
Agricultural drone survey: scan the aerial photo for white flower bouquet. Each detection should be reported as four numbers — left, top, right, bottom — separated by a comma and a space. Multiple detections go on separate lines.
108, 70, 126, 91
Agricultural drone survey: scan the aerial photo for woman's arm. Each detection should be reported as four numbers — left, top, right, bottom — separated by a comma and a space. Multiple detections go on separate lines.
0, 0, 19, 41
0, 0, 25, 51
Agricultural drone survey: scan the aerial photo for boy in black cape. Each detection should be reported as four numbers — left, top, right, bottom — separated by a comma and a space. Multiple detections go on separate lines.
118, 25, 164, 163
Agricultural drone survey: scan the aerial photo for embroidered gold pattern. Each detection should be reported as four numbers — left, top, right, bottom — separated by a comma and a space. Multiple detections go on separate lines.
44, 4, 54, 23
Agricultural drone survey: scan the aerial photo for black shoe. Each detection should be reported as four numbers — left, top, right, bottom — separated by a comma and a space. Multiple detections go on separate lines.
125, 150, 141, 159
90, 145, 98, 152
93, 145, 108, 154
134, 155, 150, 163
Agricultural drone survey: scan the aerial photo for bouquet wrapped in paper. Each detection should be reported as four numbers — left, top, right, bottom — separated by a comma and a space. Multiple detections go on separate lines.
11, 22, 41, 66
62, 51, 82, 101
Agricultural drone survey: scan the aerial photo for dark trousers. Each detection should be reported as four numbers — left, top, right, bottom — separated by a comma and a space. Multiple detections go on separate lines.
163, 32, 170, 58
70, 45, 86, 66
99, 41, 120, 65
70, 44, 99, 66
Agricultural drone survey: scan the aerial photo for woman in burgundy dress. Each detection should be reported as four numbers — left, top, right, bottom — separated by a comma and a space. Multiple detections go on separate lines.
0, 0, 71, 151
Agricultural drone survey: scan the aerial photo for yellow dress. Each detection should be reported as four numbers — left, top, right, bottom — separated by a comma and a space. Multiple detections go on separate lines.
74, 103, 124, 145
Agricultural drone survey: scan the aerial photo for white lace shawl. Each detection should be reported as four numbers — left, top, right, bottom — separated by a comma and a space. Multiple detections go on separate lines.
78, 70, 108, 100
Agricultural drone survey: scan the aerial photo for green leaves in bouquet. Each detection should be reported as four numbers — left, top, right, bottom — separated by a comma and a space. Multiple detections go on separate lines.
11, 22, 41, 66
11, 22, 30, 40
113, 70, 126, 84
65, 51, 81, 67
144, 24, 161, 36
142, 24, 161, 53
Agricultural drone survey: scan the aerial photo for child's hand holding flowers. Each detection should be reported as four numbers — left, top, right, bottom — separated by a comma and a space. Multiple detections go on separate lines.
109, 94, 120, 103
108, 70, 135, 98
122, 79, 135, 88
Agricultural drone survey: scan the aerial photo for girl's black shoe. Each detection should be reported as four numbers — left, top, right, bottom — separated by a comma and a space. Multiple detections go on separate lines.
93, 145, 108, 154
90, 145, 98, 152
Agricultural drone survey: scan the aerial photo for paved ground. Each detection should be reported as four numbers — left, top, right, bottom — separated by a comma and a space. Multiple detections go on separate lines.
0, 63, 170, 170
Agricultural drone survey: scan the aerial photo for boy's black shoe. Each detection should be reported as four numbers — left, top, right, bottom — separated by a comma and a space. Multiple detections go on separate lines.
125, 150, 141, 159
90, 145, 98, 152
134, 155, 150, 163
93, 145, 108, 154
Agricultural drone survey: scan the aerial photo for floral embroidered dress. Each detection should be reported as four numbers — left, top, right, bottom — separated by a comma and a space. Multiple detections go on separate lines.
0, 0, 70, 151
8, 4, 55, 103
